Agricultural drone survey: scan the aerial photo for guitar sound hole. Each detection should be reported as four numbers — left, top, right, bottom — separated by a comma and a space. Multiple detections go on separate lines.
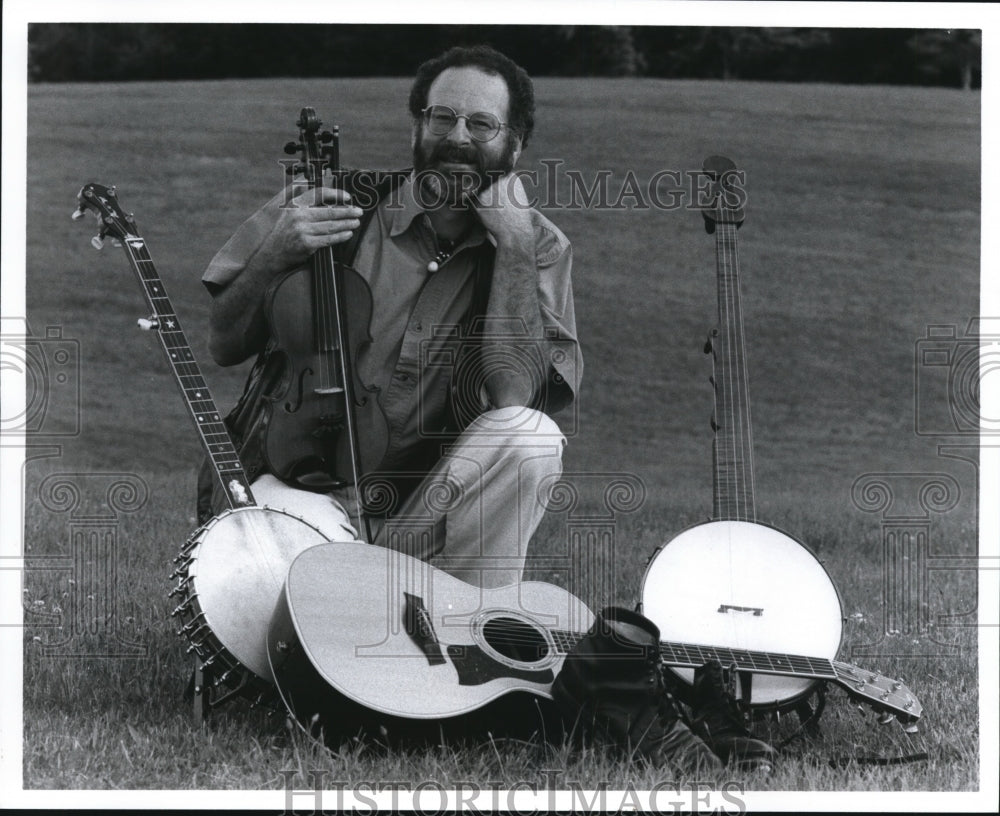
482, 617, 549, 663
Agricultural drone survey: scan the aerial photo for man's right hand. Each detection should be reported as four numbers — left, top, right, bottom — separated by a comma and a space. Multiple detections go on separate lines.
207, 186, 364, 366
262, 186, 364, 270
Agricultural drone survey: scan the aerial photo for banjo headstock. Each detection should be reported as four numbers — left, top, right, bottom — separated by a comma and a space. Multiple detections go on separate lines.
73, 183, 138, 249
701, 154, 746, 233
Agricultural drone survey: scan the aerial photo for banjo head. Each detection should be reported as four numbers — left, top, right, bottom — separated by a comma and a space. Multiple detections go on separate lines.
641, 520, 843, 708
181, 506, 330, 681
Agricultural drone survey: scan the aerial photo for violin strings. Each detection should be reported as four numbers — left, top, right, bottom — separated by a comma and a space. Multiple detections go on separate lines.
314, 230, 336, 394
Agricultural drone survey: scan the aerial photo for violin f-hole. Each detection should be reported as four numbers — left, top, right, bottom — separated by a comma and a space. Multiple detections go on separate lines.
285, 367, 315, 413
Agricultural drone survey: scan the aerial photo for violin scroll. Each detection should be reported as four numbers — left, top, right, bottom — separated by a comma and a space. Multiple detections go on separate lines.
281, 108, 339, 189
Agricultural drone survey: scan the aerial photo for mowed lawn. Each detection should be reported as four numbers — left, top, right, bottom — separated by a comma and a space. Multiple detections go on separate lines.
18, 77, 981, 794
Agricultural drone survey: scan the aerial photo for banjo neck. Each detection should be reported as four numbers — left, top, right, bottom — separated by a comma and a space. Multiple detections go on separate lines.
702, 156, 755, 522
74, 183, 255, 511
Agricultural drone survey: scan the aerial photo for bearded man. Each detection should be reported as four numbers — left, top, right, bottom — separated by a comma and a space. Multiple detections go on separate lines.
199, 44, 773, 773
201, 44, 576, 590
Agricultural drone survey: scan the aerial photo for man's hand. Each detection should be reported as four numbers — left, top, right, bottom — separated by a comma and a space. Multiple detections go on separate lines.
471, 172, 549, 410
471, 172, 534, 246
207, 186, 362, 366
263, 186, 363, 271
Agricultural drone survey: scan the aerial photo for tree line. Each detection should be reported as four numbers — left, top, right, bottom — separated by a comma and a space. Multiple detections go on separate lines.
28, 24, 981, 89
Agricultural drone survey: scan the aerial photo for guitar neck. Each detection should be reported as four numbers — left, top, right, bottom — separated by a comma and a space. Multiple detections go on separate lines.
711, 220, 756, 522
550, 626, 920, 720
550, 629, 833, 680
659, 638, 835, 679
120, 235, 255, 510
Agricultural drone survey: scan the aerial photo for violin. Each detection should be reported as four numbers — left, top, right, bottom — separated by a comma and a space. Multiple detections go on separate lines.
259, 107, 388, 540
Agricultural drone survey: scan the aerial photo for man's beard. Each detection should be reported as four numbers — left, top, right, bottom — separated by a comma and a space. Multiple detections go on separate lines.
413, 130, 517, 209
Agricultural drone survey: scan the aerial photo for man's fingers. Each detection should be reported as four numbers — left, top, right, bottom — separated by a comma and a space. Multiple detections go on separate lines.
298, 204, 364, 221
301, 217, 362, 235
304, 229, 357, 249
289, 186, 357, 209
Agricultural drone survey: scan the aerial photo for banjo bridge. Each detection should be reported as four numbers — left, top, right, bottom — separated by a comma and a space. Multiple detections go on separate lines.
718, 603, 764, 616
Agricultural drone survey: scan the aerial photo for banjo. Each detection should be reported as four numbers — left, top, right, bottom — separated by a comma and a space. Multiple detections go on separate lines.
73, 183, 329, 705
641, 156, 845, 711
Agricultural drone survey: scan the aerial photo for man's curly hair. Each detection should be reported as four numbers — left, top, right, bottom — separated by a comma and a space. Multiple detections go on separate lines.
408, 45, 536, 148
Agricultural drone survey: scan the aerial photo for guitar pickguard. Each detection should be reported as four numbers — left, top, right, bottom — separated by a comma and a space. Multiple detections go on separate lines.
446, 644, 554, 687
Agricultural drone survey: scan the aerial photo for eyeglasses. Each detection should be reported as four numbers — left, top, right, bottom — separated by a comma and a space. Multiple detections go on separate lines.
421, 105, 511, 143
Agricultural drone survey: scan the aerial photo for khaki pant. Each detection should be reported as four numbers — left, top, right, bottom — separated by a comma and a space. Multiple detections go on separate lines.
251, 406, 566, 588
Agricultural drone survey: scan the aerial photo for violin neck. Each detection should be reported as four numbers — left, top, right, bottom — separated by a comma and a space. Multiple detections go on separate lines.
300, 113, 370, 540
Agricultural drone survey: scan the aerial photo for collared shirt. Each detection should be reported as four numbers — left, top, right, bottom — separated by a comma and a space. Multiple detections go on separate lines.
203, 172, 581, 473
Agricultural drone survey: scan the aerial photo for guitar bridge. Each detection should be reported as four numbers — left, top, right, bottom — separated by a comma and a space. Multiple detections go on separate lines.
403, 592, 446, 666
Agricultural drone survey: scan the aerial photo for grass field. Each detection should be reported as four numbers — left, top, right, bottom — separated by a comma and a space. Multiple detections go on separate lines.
13, 75, 984, 801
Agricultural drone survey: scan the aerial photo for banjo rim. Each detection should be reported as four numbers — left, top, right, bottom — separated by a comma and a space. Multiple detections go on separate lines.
171, 504, 329, 694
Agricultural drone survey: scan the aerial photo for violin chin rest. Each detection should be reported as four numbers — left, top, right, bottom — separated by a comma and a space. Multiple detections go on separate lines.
291, 465, 347, 492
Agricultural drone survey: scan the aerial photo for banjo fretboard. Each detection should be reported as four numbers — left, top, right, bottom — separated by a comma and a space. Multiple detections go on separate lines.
76, 184, 254, 511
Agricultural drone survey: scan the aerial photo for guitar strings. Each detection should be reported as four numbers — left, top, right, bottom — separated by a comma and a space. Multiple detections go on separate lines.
481, 618, 835, 678
486, 619, 916, 719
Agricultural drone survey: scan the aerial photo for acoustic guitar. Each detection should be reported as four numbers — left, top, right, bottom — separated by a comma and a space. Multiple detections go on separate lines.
267, 156, 920, 734
267, 542, 921, 729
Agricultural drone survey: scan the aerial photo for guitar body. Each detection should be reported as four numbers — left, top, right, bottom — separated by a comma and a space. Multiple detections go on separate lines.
641, 520, 843, 708
267, 542, 594, 720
